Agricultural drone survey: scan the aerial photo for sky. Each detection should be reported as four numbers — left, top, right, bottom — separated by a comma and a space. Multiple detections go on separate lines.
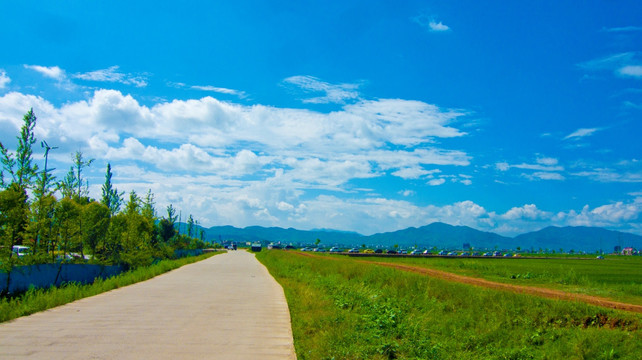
1, 1, 642, 236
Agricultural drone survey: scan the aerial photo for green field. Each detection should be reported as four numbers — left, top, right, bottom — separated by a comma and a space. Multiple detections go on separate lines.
354, 255, 642, 305
257, 250, 642, 360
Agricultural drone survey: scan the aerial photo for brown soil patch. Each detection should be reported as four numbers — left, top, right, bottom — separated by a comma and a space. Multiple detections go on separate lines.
291, 252, 642, 314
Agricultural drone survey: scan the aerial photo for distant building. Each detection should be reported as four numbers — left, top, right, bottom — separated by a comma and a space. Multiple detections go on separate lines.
622, 247, 636, 256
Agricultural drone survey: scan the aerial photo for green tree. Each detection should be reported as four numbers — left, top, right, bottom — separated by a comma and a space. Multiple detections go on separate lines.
0, 109, 39, 189
0, 184, 29, 295
52, 197, 81, 262
82, 201, 110, 258
100, 163, 123, 215
187, 214, 194, 238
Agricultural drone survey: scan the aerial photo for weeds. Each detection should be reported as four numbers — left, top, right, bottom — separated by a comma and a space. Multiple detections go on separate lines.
258, 250, 642, 360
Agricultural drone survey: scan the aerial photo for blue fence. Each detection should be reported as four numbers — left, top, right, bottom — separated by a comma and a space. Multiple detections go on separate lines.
0, 263, 125, 295
173, 249, 203, 258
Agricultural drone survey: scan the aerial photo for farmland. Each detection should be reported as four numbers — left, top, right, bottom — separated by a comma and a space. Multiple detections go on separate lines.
359, 255, 642, 306
257, 250, 642, 360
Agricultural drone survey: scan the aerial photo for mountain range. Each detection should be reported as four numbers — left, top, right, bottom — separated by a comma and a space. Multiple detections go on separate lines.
195, 222, 642, 252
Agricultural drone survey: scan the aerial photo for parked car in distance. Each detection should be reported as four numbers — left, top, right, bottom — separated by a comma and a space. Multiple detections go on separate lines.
329, 247, 342, 253
314, 248, 326, 252
438, 250, 447, 256
447, 252, 456, 256
493, 251, 502, 257
596, 255, 604, 259
472, 252, 480, 256
459, 252, 470, 257
12, 245, 30, 257
423, 250, 431, 255
410, 249, 422, 255
374, 249, 384, 254
348, 248, 360, 253
503, 253, 512, 257
363, 249, 375, 253
482, 252, 492, 257
386, 250, 398, 254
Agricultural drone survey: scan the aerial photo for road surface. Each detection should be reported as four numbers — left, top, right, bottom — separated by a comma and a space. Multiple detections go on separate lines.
0, 250, 296, 359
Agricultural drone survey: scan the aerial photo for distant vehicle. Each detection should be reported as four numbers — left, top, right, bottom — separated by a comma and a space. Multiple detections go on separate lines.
329, 247, 342, 253
596, 255, 604, 259
374, 249, 384, 254
438, 250, 447, 256
251, 243, 262, 252
423, 250, 431, 255
459, 252, 470, 257
314, 248, 326, 252
410, 250, 422, 255
386, 250, 398, 254
472, 252, 480, 256
12, 245, 30, 257
482, 252, 492, 257
300, 247, 312, 251
512, 253, 520, 257
398, 250, 407, 254
493, 251, 502, 257
447, 252, 456, 256
363, 249, 375, 254
503, 253, 512, 257
348, 248, 360, 253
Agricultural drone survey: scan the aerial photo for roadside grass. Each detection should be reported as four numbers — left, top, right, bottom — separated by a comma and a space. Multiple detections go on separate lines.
258, 250, 642, 360
0, 251, 221, 323
358, 255, 642, 305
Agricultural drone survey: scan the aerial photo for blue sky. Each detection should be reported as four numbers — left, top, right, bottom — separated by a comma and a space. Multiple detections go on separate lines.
1, 1, 642, 236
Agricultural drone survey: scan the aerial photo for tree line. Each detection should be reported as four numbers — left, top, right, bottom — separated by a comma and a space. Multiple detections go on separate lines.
0, 109, 210, 282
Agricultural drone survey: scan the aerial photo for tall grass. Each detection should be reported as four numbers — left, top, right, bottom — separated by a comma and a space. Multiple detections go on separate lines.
0, 252, 220, 323
258, 250, 642, 360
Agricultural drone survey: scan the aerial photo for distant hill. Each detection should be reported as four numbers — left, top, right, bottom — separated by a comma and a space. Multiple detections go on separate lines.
195, 222, 642, 252
513, 226, 642, 252
366, 222, 512, 249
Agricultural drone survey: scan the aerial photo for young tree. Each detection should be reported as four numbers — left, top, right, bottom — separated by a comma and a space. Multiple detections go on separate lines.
82, 201, 111, 258
101, 163, 124, 215
72, 151, 94, 199
187, 214, 194, 238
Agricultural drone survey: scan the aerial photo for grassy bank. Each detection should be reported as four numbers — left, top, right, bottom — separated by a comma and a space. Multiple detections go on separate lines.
0, 251, 221, 323
258, 250, 642, 360
355, 255, 642, 305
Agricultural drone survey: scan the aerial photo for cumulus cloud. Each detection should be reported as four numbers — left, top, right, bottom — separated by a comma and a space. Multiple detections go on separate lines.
73, 66, 148, 87
428, 178, 446, 186
282, 75, 361, 104
0, 69, 10, 89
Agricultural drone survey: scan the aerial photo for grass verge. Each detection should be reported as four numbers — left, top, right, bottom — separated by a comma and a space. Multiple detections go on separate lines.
258, 250, 642, 360
0, 251, 221, 323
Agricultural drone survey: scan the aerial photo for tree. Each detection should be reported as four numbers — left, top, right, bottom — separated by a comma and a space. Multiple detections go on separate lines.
101, 163, 123, 215
158, 204, 178, 243
82, 201, 110, 257
187, 214, 194, 238
0, 184, 29, 295
72, 151, 94, 199
0, 108, 39, 190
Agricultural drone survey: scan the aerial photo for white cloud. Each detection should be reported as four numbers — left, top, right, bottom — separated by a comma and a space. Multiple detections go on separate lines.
502, 204, 552, 220
283, 75, 360, 104
0, 69, 10, 89
413, 14, 451, 33
73, 66, 147, 87
392, 167, 430, 179
191, 85, 247, 98
564, 127, 601, 140
572, 168, 642, 183
429, 21, 450, 32
527, 172, 565, 181
618, 65, 642, 78
428, 178, 446, 186
24, 65, 65, 80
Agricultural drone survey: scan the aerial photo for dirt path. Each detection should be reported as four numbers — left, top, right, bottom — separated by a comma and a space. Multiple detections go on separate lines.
295, 252, 642, 313
0, 250, 296, 359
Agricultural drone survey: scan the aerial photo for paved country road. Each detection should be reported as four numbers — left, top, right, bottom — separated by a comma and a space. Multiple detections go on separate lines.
0, 250, 296, 359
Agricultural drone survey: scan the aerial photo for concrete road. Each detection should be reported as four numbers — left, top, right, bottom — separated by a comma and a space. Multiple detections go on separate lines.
0, 251, 296, 359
